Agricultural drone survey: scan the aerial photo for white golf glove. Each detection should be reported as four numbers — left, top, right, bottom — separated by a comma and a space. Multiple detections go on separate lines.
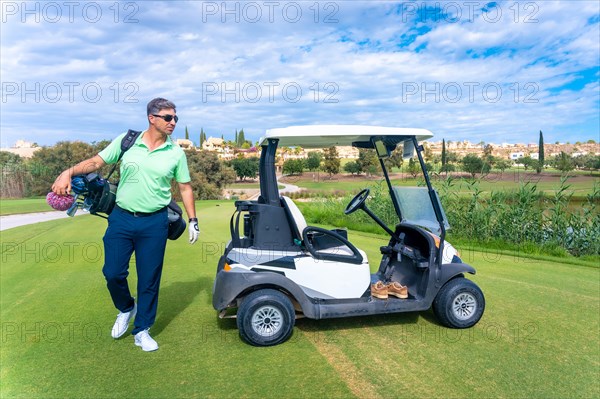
189, 218, 199, 244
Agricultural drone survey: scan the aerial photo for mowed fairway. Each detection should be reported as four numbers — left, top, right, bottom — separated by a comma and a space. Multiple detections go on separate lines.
1, 201, 599, 398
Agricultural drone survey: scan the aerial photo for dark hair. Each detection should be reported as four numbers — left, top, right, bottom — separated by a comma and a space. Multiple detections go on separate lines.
147, 98, 176, 115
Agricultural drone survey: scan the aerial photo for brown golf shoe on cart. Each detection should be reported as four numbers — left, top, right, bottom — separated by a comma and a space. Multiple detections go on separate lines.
370, 281, 388, 299
386, 281, 408, 299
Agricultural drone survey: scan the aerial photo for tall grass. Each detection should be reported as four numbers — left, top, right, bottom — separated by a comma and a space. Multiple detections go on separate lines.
298, 177, 600, 257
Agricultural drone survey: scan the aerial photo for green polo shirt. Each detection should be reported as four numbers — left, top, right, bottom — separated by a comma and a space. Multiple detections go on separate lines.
99, 131, 191, 213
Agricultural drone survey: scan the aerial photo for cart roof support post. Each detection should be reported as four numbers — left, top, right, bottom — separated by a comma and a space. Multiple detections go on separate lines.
259, 138, 281, 207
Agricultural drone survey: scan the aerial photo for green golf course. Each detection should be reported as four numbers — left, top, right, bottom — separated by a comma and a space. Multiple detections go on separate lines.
1, 200, 599, 398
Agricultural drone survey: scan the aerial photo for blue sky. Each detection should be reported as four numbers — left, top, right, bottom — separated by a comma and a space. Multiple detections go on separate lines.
1, 0, 599, 147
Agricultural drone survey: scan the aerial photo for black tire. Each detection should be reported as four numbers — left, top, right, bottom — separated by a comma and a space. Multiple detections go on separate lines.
237, 289, 295, 346
433, 278, 485, 328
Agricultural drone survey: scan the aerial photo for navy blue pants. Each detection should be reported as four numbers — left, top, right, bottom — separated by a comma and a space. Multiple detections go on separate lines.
102, 206, 169, 335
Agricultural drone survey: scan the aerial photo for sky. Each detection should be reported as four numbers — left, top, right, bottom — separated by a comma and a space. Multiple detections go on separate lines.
1, 0, 599, 148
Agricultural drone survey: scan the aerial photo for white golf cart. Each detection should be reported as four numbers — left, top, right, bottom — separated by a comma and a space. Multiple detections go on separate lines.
212, 125, 485, 346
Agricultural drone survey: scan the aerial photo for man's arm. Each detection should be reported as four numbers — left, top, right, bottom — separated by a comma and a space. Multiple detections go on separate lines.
178, 182, 196, 219
178, 182, 198, 244
52, 155, 106, 196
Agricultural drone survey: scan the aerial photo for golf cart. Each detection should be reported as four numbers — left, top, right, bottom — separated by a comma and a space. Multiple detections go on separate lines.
212, 125, 485, 346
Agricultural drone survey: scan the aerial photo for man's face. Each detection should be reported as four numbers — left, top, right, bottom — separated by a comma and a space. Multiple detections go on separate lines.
149, 108, 177, 135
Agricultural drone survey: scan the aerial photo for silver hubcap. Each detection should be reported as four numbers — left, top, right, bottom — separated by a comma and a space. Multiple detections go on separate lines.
452, 293, 477, 320
251, 305, 283, 337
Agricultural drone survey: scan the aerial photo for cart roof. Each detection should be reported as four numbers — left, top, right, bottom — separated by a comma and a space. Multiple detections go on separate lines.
259, 125, 434, 148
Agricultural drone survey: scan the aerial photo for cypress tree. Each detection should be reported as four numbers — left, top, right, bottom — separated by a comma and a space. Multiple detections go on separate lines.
199, 128, 206, 147
441, 138, 447, 173
537, 130, 544, 174
185, 126, 189, 140
238, 129, 245, 147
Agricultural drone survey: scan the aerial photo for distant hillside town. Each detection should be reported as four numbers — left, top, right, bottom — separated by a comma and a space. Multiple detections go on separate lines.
2, 136, 598, 162
426, 139, 600, 161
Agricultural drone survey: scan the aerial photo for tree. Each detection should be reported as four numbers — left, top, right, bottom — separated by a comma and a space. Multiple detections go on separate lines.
199, 128, 206, 148
461, 154, 489, 178
384, 150, 403, 170
231, 157, 259, 181
282, 159, 304, 175
483, 144, 493, 158
446, 152, 459, 164
553, 152, 574, 173
0, 151, 28, 197
574, 154, 600, 173
0, 151, 23, 166
495, 158, 513, 176
519, 156, 538, 170
185, 126, 189, 140
176, 150, 235, 200
28, 141, 102, 195
407, 158, 420, 178
322, 146, 340, 177
440, 163, 456, 173
537, 130, 545, 174
441, 139, 447, 172
237, 129, 245, 147
423, 143, 433, 162
357, 149, 378, 176
343, 161, 361, 175
305, 151, 322, 171
589, 155, 600, 171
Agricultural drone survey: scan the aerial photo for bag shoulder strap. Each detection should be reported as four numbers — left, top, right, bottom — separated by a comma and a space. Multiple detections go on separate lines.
106, 129, 143, 180
120, 129, 143, 154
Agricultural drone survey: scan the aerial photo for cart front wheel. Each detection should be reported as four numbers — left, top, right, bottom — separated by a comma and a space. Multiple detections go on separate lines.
237, 289, 295, 346
433, 278, 485, 328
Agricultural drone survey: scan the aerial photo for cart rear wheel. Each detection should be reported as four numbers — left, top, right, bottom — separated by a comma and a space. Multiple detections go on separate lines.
433, 278, 485, 328
237, 289, 295, 346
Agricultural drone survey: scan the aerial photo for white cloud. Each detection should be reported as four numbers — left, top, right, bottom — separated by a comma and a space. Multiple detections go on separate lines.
1, 0, 598, 148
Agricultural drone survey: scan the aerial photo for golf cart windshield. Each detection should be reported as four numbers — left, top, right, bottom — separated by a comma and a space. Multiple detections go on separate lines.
393, 187, 450, 235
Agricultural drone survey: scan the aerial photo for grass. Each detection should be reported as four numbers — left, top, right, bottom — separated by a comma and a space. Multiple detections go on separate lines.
0, 197, 49, 216
1, 201, 599, 398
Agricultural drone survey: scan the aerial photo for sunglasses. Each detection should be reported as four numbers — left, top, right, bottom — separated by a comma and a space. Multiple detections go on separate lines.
152, 114, 179, 123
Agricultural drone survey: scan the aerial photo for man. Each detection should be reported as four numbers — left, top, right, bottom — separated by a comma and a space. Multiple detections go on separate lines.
52, 98, 199, 352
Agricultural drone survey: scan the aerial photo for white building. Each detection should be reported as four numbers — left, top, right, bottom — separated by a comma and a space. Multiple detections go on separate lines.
202, 137, 224, 152
175, 139, 195, 149
0, 140, 41, 158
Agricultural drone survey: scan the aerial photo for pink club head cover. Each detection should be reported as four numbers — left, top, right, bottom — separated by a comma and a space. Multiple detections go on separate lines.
46, 192, 75, 211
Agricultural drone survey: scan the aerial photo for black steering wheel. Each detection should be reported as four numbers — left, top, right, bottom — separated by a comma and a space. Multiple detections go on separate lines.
344, 188, 370, 215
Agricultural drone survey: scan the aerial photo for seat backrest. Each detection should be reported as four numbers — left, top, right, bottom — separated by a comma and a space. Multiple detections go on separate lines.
281, 196, 308, 240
